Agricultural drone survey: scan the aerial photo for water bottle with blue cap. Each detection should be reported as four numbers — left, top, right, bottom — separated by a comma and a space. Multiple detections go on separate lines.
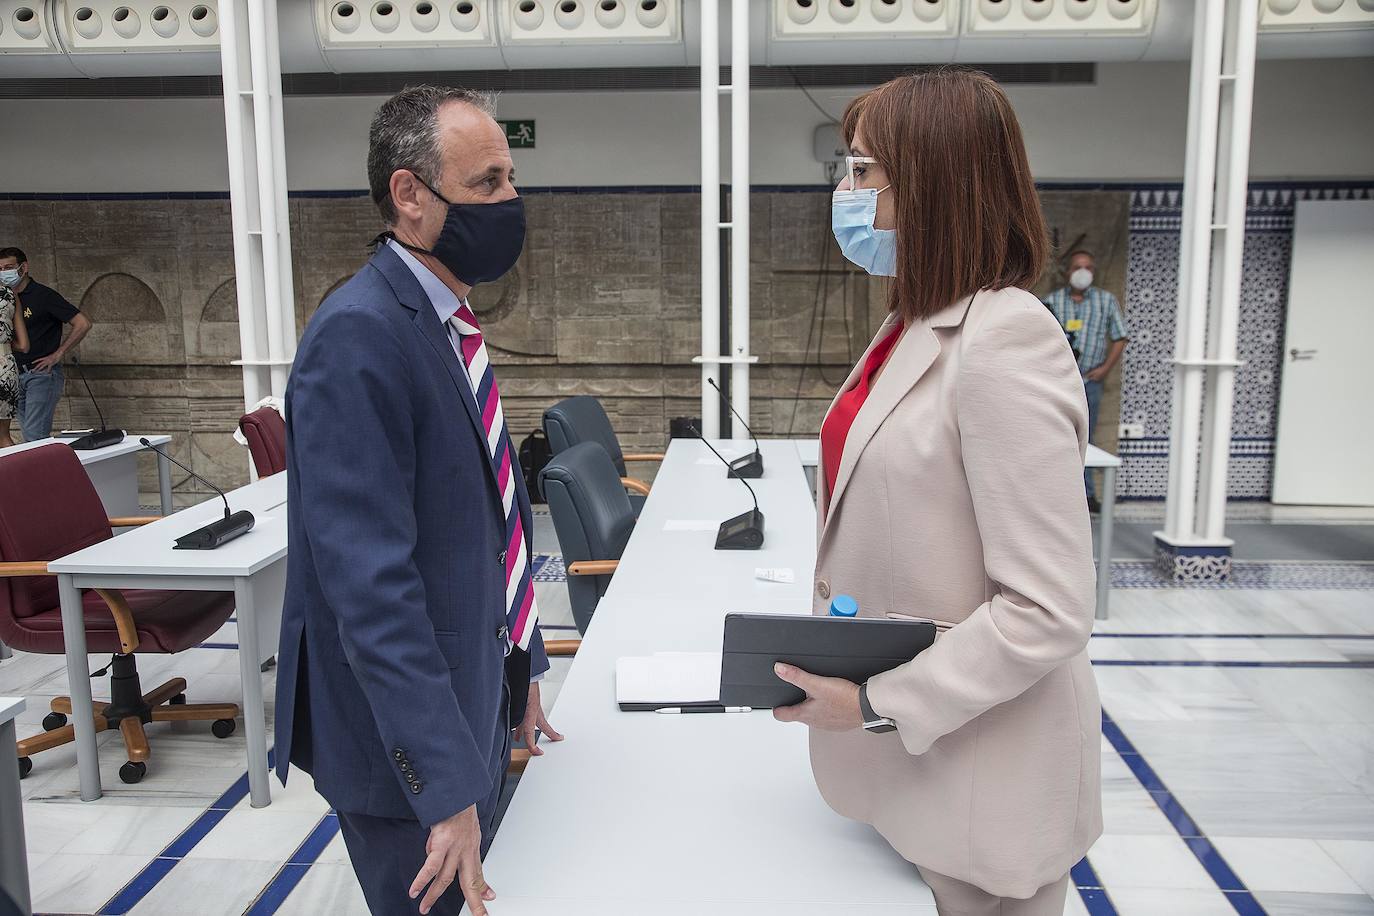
828, 594, 858, 618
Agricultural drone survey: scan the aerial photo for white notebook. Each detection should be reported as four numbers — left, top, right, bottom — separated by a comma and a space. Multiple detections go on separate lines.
615, 652, 722, 711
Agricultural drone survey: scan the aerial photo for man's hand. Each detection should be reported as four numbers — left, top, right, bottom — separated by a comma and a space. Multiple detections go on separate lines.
409, 804, 494, 916
514, 681, 564, 757
771, 663, 864, 732
29, 352, 60, 373
1084, 364, 1108, 383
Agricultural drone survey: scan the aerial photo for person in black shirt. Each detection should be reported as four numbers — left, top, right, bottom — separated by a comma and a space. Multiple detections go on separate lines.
0, 247, 94, 442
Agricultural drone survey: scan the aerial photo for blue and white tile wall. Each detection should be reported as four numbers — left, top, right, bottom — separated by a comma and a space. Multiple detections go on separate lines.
1116, 182, 1374, 501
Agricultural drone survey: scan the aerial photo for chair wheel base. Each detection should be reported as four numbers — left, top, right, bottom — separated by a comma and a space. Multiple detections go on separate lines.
42, 712, 67, 732
17, 756, 32, 779
119, 761, 147, 784
211, 718, 236, 739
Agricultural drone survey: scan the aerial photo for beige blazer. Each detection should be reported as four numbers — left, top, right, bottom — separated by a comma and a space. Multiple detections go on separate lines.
809, 287, 1102, 899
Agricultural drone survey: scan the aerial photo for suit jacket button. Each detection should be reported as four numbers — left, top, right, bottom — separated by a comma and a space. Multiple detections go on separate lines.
816, 580, 831, 600
400, 761, 412, 773
410, 782, 423, 794
498, 550, 507, 566
392, 748, 404, 761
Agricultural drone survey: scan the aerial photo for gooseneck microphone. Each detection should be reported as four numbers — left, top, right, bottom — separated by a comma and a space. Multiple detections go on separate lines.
690, 424, 765, 551
138, 438, 255, 550
66, 356, 125, 450
706, 377, 764, 479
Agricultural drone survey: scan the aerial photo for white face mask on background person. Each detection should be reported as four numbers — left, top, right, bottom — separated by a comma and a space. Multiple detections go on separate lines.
1070, 268, 1094, 291
0, 268, 20, 288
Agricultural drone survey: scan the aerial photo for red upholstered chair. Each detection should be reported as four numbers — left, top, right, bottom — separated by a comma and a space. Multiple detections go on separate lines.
238, 406, 287, 477
0, 444, 240, 784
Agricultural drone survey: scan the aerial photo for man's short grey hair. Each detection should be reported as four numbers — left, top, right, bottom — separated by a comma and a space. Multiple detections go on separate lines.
367, 85, 497, 225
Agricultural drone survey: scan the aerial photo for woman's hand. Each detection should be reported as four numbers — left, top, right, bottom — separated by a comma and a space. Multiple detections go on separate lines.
771, 663, 865, 732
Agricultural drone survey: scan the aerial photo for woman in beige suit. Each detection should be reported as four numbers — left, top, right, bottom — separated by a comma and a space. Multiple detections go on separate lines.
771, 70, 1102, 916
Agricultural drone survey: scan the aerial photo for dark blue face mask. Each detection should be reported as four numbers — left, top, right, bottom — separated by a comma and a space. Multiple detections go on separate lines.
390, 176, 526, 287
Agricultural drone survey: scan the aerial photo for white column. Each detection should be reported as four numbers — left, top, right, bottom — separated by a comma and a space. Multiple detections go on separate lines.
728, 0, 750, 441
698, 0, 721, 439
1157, 0, 1258, 565
219, 0, 296, 411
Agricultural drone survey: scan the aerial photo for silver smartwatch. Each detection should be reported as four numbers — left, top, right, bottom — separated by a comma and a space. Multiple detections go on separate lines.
859, 682, 896, 734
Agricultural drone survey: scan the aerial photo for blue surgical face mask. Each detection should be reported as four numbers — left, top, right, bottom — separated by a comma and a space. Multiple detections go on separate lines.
831, 186, 895, 277
0, 268, 20, 288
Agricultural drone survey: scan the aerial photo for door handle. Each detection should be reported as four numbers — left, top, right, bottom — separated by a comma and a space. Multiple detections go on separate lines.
1289, 348, 1318, 362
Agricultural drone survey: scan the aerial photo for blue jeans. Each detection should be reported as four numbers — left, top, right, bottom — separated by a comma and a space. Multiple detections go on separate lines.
17, 364, 64, 442
1083, 377, 1104, 500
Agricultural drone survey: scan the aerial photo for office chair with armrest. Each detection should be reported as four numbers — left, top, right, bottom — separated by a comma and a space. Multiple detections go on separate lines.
0, 444, 240, 784
542, 396, 664, 512
538, 442, 636, 635
239, 406, 287, 478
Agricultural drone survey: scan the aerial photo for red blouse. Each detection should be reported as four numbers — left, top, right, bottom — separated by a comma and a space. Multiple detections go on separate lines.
820, 324, 904, 499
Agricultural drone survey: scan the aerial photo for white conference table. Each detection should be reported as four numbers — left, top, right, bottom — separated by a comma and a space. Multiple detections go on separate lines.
482, 439, 938, 913
47, 472, 288, 807
0, 697, 30, 916
0, 435, 172, 660
792, 439, 1120, 620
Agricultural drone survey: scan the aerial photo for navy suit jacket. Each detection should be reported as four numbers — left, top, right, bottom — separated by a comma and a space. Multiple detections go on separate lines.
275, 244, 547, 827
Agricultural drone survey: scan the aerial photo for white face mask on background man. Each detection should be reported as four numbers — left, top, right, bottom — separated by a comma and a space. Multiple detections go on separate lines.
0, 268, 20, 289
1069, 267, 1093, 291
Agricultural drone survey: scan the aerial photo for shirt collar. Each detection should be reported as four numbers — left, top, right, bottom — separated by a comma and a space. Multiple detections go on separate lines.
386, 238, 466, 326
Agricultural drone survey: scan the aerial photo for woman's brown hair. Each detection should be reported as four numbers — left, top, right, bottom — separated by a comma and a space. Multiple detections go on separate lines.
842, 68, 1048, 323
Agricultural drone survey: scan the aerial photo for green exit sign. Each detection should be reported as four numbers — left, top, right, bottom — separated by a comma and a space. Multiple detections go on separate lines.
500, 120, 535, 149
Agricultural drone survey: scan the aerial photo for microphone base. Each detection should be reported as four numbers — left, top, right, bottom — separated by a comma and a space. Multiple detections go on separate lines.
173, 511, 256, 551
715, 508, 765, 551
68, 428, 126, 450
727, 450, 764, 479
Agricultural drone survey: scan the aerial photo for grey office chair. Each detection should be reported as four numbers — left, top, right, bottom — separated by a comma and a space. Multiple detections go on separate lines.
542, 396, 664, 514
538, 442, 636, 634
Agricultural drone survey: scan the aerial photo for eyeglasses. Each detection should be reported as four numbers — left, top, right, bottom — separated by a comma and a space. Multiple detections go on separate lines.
845, 156, 880, 190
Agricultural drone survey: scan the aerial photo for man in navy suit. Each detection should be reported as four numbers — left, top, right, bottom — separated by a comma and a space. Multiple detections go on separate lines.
275, 86, 562, 916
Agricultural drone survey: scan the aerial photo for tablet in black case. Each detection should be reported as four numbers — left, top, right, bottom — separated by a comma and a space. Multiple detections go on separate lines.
719, 613, 937, 709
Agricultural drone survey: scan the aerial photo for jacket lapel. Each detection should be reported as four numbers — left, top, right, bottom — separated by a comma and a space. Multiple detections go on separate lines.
821, 294, 977, 542
371, 245, 503, 496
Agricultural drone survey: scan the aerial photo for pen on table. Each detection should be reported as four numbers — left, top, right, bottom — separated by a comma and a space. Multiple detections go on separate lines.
655, 706, 753, 714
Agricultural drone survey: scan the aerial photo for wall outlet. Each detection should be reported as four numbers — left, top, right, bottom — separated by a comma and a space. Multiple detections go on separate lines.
1118, 423, 1145, 440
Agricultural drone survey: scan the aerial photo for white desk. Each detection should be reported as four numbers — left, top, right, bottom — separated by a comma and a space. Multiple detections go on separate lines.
0, 436, 172, 661
482, 440, 937, 912
0, 697, 30, 916
792, 439, 1120, 620
0, 434, 173, 517
47, 473, 288, 807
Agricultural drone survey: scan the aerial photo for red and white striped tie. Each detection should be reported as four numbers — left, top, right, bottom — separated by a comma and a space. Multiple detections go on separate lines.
448, 303, 538, 652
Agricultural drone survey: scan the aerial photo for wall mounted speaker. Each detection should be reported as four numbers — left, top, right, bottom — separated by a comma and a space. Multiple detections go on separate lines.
965, 0, 1153, 35
1261, 0, 1374, 29
56, 0, 219, 52
498, 0, 678, 44
773, 0, 956, 38
0, 0, 61, 53
319, 0, 496, 48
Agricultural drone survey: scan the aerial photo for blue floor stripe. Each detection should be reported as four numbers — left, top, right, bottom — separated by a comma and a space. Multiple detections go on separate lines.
1071, 856, 1119, 915
244, 812, 341, 916
1093, 659, 1374, 668
97, 749, 275, 915
1101, 710, 1265, 916
1092, 632, 1374, 639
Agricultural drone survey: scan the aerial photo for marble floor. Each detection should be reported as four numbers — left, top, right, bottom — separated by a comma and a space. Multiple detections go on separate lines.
3, 513, 1373, 915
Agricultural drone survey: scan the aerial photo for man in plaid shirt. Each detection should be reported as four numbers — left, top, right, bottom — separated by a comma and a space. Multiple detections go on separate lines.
1043, 249, 1129, 513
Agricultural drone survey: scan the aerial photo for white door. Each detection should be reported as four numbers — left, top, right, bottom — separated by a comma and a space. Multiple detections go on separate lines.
1272, 199, 1374, 506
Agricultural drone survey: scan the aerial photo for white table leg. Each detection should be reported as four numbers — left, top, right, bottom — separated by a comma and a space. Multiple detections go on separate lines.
1, 719, 32, 916
59, 574, 102, 801
234, 576, 271, 808
1095, 466, 1117, 621
157, 451, 174, 515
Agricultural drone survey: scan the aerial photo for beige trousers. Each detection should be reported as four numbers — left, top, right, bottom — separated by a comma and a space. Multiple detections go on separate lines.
918, 868, 1071, 916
